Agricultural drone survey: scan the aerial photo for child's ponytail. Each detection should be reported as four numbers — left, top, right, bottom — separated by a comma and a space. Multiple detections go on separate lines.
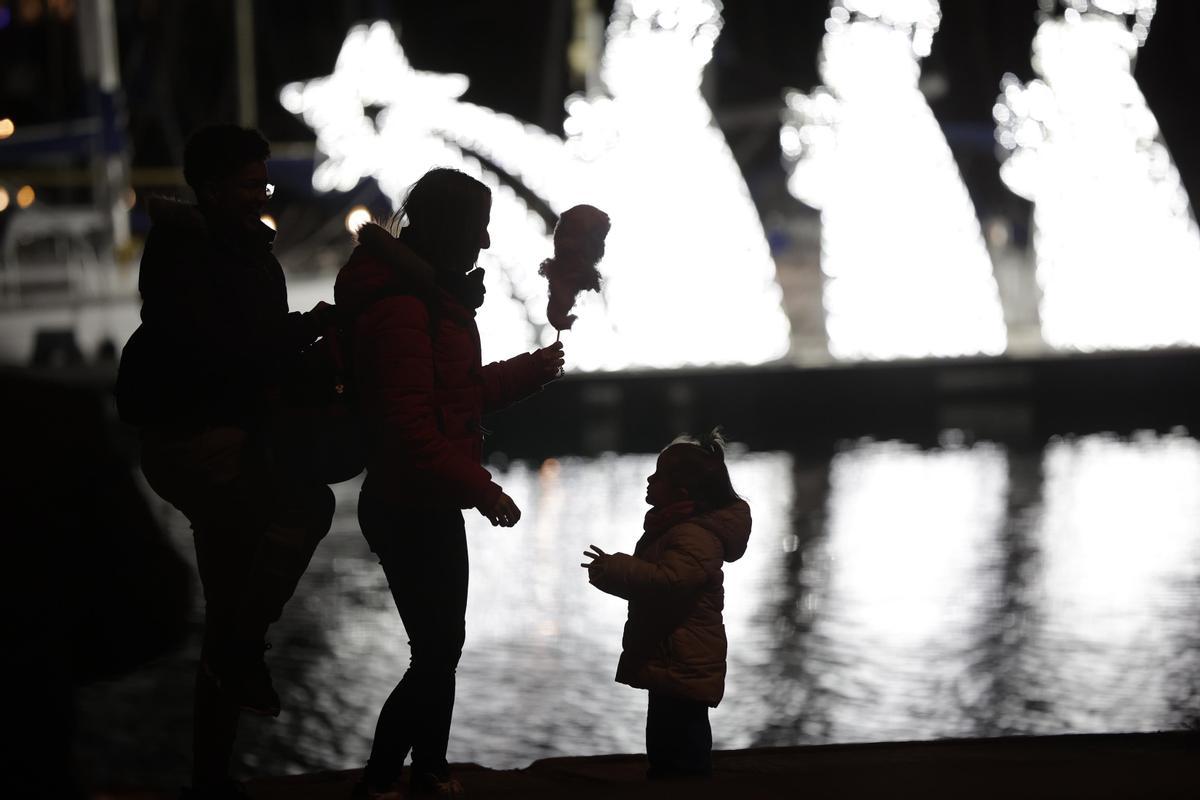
696, 426, 727, 458
664, 426, 741, 512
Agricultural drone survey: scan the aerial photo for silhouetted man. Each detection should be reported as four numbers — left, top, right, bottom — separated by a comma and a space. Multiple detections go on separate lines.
115, 124, 334, 800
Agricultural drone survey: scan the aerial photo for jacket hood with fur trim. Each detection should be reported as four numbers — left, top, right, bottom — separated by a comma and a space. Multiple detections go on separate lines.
145, 195, 276, 245
334, 222, 436, 318
146, 196, 207, 233
695, 499, 752, 563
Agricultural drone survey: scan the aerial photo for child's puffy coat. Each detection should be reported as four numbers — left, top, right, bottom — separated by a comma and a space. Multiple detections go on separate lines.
588, 499, 752, 706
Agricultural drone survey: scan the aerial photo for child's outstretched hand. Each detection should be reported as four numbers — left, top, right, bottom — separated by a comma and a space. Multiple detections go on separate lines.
580, 544, 608, 569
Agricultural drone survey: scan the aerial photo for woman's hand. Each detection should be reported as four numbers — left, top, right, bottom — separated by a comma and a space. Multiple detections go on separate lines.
302, 300, 337, 342
535, 341, 566, 381
478, 491, 521, 527
310, 300, 336, 323
580, 544, 608, 569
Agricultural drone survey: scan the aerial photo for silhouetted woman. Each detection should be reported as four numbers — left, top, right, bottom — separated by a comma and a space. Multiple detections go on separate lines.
334, 168, 564, 798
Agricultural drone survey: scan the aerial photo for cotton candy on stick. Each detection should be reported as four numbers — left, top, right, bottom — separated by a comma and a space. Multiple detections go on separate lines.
539, 204, 610, 342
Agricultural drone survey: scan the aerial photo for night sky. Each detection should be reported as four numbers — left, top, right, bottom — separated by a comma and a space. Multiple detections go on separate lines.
3, 0, 1200, 218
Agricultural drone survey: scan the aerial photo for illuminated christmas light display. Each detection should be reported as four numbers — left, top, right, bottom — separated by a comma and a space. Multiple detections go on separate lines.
782, 0, 1007, 360
281, 2, 790, 370
995, 0, 1200, 351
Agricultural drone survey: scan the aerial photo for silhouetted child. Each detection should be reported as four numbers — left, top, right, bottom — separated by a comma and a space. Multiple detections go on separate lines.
583, 429, 752, 779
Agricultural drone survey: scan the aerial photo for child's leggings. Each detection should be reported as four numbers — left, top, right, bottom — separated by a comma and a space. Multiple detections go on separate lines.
646, 690, 712, 776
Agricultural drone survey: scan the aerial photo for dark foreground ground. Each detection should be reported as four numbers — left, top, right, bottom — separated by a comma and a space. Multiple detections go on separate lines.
96, 731, 1197, 799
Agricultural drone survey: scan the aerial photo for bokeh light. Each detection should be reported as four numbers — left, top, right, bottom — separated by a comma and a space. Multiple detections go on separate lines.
344, 205, 371, 233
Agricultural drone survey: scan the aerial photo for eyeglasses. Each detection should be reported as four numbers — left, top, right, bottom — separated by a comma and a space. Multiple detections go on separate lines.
234, 180, 275, 198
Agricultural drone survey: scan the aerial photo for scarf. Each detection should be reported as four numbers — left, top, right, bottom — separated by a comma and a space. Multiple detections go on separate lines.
643, 500, 697, 537
437, 267, 487, 311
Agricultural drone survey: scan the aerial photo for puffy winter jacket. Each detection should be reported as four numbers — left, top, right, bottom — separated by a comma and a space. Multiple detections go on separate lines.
334, 223, 548, 510
589, 499, 752, 706
115, 197, 319, 428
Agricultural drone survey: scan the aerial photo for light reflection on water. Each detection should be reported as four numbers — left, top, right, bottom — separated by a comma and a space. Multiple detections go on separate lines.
75, 434, 1200, 787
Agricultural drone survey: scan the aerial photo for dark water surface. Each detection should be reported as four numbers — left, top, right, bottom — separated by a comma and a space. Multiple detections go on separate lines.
75, 433, 1200, 789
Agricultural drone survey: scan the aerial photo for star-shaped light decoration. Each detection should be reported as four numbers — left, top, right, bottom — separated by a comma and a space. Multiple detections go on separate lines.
280, 21, 471, 202
282, 4, 792, 370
